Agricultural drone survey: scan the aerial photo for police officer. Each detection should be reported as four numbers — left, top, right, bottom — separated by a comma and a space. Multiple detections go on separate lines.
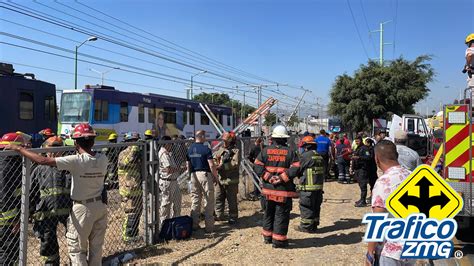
0, 132, 27, 265
214, 132, 240, 224
352, 136, 372, 207
8, 123, 108, 266
30, 136, 72, 265
118, 132, 142, 242
254, 125, 300, 248
294, 136, 324, 233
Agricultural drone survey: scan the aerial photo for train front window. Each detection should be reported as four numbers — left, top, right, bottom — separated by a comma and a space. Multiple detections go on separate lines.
59, 93, 91, 123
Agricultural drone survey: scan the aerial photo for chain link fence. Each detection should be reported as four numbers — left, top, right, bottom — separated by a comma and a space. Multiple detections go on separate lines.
0, 135, 300, 265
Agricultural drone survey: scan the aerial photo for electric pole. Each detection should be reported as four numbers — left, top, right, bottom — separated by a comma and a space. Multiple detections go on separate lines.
371, 21, 392, 66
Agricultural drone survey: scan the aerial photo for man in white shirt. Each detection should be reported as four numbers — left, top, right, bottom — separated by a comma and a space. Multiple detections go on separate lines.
7, 123, 108, 266
394, 130, 422, 171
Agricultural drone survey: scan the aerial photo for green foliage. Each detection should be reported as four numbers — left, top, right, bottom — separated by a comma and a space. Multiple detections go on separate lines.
264, 112, 276, 126
287, 114, 300, 127
328, 56, 435, 132
193, 92, 256, 119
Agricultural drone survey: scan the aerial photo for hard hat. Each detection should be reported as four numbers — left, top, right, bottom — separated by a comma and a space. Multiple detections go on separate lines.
222, 131, 236, 142
271, 125, 289, 138
44, 136, 64, 147
301, 136, 316, 145
0, 132, 27, 148
39, 128, 55, 137
108, 133, 118, 141
466, 33, 474, 44
71, 123, 97, 139
124, 132, 140, 141
144, 129, 153, 136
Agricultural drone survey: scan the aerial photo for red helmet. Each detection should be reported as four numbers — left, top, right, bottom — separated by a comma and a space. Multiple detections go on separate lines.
0, 132, 26, 148
39, 128, 55, 137
71, 123, 97, 139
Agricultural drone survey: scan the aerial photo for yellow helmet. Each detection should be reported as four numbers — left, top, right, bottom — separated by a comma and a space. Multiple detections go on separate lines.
144, 129, 153, 136
108, 133, 118, 141
466, 33, 474, 44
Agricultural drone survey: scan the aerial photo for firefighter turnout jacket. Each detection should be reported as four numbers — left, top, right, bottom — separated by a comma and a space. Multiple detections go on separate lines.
0, 155, 22, 226
254, 144, 300, 202
295, 150, 324, 191
30, 165, 72, 221
118, 145, 142, 198
215, 145, 240, 185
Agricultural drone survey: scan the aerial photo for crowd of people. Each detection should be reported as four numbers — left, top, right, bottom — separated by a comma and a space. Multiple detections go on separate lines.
0, 122, 424, 265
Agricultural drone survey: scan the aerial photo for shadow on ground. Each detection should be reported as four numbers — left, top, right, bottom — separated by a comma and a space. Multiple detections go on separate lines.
316, 218, 362, 234
289, 231, 364, 249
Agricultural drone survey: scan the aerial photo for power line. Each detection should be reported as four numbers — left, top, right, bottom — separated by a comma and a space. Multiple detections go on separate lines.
359, 0, 377, 56
392, 0, 399, 59
346, 0, 370, 60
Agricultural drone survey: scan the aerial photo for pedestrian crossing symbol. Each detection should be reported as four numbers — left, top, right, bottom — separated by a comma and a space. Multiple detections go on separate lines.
386, 165, 463, 220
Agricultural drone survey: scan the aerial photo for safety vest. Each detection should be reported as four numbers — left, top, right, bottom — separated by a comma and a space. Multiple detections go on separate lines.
297, 150, 324, 191
30, 165, 72, 221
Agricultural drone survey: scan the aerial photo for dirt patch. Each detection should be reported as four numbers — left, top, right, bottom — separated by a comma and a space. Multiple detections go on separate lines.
134, 181, 369, 265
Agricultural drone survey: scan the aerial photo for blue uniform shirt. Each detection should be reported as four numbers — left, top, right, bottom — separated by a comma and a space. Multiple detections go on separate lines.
186, 143, 213, 172
315, 135, 331, 154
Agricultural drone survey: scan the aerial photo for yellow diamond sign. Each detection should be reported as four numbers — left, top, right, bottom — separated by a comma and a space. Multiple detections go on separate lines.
386, 165, 463, 220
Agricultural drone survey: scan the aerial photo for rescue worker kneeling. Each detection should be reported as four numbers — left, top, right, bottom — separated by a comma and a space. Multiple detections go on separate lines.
118, 132, 142, 242
214, 132, 240, 224
293, 136, 324, 233
254, 125, 300, 248
30, 137, 72, 265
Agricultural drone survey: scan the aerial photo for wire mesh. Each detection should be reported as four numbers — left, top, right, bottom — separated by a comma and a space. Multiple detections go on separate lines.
0, 136, 293, 264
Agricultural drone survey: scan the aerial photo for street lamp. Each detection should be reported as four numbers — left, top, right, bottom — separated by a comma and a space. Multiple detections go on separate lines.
190, 70, 207, 99
89, 67, 120, 85
75, 36, 98, 90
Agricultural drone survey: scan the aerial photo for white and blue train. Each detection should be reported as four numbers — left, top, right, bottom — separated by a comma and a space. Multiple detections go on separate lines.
59, 85, 234, 142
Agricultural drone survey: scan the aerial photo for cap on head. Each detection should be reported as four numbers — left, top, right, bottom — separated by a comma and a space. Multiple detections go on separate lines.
124, 132, 140, 141
45, 136, 64, 147
271, 125, 289, 138
71, 123, 96, 139
0, 132, 27, 148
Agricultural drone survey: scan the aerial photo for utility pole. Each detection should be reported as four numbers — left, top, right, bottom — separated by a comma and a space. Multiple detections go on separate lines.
257, 86, 262, 137
371, 21, 392, 66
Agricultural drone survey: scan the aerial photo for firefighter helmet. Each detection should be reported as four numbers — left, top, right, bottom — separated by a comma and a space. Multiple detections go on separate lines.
44, 136, 64, 147
108, 133, 118, 141
271, 125, 289, 138
39, 128, 55, 137
71, 123, 97, 139
301, 136, 316, 145
144, 129, 153, 137
222, 131, 236, 142
124, 132, 140, 141
466, 33, 474, 44
0, 132, 27, 148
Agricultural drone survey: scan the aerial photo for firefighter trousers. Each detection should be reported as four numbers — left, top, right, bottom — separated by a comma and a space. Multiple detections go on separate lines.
34, 217, 68, 265
215, 183, 238, 219
299, 190, 323, 230
0, 224, 19, 265
159, 179, 182, 228
337, 158, 350, 181
262, 198, 292, 244
122, 195, 143, 241
66, 201, 107, 266
355, 169, 369, 202
190, 171, 215, 232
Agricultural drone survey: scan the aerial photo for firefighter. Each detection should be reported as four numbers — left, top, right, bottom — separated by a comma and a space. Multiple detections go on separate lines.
214, 131, 241, 224
0, 132, 28, 265
335, 136, 351, 183
352, 136, 372, 207
254, 125, 300, 248
294, 136, 324, 233
464, 33, 474, 78
104, 133, 119, 189
118, 132, 142, 242
30, 136, 71, 265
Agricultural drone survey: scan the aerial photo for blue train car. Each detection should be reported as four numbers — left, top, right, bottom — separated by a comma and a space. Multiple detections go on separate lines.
0, 63, 57, 147
59, 85, 233, 142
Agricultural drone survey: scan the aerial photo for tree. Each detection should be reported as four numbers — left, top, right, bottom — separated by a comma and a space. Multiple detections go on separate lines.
264, 113, 276, 126
193, 92, 256, 119
328, 56, 435, 132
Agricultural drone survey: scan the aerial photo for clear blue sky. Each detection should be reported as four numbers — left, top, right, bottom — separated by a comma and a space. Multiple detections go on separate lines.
1, 0, 473, 116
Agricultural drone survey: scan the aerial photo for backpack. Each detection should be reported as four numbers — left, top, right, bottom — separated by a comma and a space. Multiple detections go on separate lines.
159, 216, 193, 241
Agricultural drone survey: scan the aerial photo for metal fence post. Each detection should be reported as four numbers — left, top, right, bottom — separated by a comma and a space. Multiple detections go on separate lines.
152, 141, 160, 243
141, 142, 149, 245
19, 157, 31, 266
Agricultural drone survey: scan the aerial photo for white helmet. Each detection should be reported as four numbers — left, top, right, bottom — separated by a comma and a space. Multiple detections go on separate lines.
271, 125, 290, 138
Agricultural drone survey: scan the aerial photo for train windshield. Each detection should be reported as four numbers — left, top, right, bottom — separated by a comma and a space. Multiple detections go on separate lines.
59, 92, 91, 123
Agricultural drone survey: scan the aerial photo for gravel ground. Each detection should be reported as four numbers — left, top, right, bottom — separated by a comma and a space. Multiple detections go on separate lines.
134, 180, 369, 265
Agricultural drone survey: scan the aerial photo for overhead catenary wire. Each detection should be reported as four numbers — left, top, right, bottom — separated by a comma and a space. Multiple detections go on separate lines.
359, 0, 377, 56
2, 1, 310, 94
392, 0, 398, 59
346, 0, 370, 60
